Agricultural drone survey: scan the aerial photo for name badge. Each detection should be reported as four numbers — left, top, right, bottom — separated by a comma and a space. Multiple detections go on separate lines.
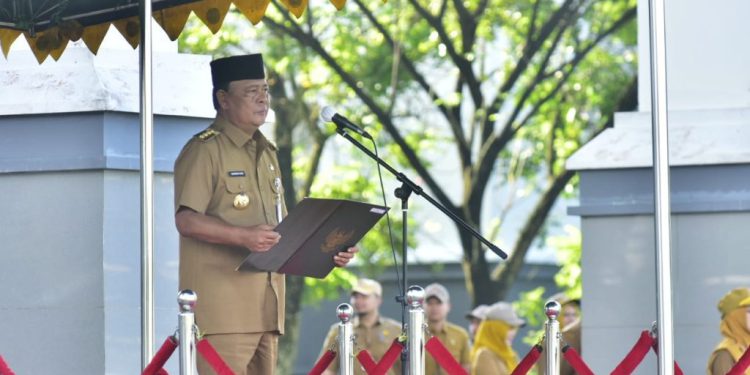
228, 170, 246, 177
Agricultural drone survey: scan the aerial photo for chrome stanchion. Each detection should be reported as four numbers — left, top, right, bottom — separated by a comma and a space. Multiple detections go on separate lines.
544, 300, 561, 375
407, 285, 425, 375
178, 290, 198, 375
337, 303, 355, 375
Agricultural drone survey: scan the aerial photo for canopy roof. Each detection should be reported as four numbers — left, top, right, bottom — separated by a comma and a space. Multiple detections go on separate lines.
0, 0, 344, 63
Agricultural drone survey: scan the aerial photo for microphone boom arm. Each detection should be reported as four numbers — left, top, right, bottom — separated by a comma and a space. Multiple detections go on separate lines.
334, 127, 507, 260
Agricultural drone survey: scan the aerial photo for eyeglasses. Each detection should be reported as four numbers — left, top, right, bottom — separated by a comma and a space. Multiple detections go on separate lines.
222, 86, 270, 100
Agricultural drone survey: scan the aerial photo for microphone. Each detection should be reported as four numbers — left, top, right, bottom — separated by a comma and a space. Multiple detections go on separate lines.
320, 106, 373, 139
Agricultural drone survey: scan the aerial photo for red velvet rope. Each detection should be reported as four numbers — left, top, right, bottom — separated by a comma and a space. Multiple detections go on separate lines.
373, 339, 404, 375
562, 345, 594, 375
196, 338, 236, 375
425, 336, 468, 375
357, 350, 378, 373
510, 345, 542, 375
356, 339, 404, 375
610, 330, 654, 375
142, 336, 179, 375
650, 337, 684, 375
308, 350, 337, 375
727, 346, 750, 375
0, 355, 15, 375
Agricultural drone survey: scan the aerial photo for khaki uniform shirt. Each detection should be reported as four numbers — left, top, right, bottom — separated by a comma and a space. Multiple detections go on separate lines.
174, 118, 287, 335
708, 349, 736, 375
425, 322, 472, 374
320, 315, 402, 375
471, 348, 509, 375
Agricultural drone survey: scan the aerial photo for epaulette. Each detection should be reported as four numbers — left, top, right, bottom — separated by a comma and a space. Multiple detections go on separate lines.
194, 128, 220, 141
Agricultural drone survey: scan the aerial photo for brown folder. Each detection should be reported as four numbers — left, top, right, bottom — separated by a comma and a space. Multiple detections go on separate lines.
237, 197, 389, 278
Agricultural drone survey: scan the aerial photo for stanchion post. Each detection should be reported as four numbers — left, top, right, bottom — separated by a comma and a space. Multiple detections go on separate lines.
407, 285, 426, 375
544, 300, 562, 375
337, 303, 355, 375
178, 290, 198, 375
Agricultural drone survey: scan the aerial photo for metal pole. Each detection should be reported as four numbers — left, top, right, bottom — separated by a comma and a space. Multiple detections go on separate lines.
336, 303, 355, 375
544, 300, 561, 375
406, 286, 425, 375
178, 290, 198, 375
647, 0, 675, 373
139, 0, 155, 369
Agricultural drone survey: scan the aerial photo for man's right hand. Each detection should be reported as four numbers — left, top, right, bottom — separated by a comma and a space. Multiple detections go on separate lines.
242, 224, 281, 252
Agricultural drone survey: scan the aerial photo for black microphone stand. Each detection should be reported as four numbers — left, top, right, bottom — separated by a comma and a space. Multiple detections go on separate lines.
334, 127, 507, 374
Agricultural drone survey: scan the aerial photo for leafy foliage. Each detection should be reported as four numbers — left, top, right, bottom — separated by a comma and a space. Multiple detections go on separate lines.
517, 225, 582, 346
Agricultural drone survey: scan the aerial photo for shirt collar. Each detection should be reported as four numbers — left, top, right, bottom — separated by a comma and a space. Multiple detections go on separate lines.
212, 117, 276, 152
353, 314, 383, 328
429, 322, 447, 334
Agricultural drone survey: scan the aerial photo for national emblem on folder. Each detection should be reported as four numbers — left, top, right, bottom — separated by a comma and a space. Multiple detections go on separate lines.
321, 228, 355, 253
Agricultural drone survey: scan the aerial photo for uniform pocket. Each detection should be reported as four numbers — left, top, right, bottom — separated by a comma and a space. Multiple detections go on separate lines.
224, 178, 245, 193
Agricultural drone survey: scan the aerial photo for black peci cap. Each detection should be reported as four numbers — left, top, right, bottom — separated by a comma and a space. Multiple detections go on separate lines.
210, 53, 265, 88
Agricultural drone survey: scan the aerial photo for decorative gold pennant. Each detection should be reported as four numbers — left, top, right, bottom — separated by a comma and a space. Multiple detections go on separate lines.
113, 16, 141, 49
328, 0, 346, 11
0, 29, 21, 58
154, 3, 193, 41
233, 0, 271, 25
81, 22, 111, 55
23, 31, 54, 64
193, 0, 232, 34
280, 0, 309, 18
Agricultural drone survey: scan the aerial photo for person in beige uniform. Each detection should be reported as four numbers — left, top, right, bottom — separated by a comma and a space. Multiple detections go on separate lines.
423, 283, 472, 374
318, 278, 402, 375
470, 302, 525, 375
174, 54, 356, 375
707, 288, 750, 375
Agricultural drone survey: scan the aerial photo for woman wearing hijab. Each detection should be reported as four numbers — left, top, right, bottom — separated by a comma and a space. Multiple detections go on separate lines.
470, 301, 525, 375
707, 288, 750, 374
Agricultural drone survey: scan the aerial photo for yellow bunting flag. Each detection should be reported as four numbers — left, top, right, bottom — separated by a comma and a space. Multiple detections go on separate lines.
0, 29, 21, 58
234, 0, 271, 25
81, 22, 111, 55
193, 0, 232, 34
154, 3, 194, 41
280, 0, 309, 18
113, 16, 141, 49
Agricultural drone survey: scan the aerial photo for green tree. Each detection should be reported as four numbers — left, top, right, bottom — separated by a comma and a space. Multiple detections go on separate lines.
260, 0, 637, 304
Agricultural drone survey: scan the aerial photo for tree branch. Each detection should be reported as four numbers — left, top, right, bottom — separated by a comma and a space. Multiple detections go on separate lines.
405, 0, 483, 107
492, 169, 575, 298
481, 0, 576, 140
263, 8, 458, 212
490, 74, 638, 298
473, 3, 635, 210
527, 0, 542, 46
351, 0, 471, 165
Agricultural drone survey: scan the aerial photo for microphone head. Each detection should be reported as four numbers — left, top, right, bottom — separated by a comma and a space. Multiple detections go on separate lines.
320, 106, 336, 122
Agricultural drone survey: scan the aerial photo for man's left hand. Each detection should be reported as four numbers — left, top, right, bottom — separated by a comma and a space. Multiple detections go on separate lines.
333, 246, 358, 267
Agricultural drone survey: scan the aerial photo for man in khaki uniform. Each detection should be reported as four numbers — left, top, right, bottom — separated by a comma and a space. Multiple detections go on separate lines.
318, 278, 402, 375
174, 54, 356, 374
423, 283, 472, 374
